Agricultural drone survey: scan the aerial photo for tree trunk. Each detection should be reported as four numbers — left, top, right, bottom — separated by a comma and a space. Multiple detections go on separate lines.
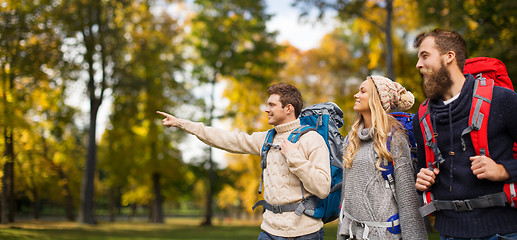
108, 186, 116, 222
32, 188, 40, 220
201, 76, 217, 226
1, 160, 12, 224
128, 204, 136, 221
61, 167, 75, 221
79, 99, 99, 224
0, 84, 6, 225
151, 172, 164, 223
385, 0, 395, 81
2, 64, 15, 223
2, 128, 15, 223
78, 2, 104, 222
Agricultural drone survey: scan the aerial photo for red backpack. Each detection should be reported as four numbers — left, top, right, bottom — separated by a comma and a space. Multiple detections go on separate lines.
464, 57, 514, 91
464, 57, 517, 159
417, 57, 517, 217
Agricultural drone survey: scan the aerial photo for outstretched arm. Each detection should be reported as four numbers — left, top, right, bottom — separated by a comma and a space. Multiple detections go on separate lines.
156, 110, 265, 155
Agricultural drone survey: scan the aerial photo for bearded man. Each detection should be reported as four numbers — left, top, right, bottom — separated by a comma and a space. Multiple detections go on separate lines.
412, 29, 517, 239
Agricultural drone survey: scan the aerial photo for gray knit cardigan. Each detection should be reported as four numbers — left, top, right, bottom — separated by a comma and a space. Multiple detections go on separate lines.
337, 124, 427, 240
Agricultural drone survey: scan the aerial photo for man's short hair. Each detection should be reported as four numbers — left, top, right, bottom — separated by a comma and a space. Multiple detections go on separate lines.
414, 28, 467, 71
267, 83, 303, 118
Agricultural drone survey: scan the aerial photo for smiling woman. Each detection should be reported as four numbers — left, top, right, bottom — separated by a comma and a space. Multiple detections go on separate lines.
352, 80, 371, 117
338, 75, 425, 239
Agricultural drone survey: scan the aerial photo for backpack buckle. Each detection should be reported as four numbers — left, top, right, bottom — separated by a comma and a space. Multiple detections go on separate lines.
266, 142, 281, 150
452, 200, 473, 211
271, 205, 284, 213
355, 221, 365, 228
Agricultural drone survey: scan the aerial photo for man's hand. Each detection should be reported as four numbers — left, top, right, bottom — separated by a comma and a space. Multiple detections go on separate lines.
157, 111, 180, 128
470, 155, 510, 181
279, 139, 300, 156
415, 168, 440, 191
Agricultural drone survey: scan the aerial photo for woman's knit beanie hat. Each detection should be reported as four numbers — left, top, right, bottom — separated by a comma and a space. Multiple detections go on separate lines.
370, 75, 415, 111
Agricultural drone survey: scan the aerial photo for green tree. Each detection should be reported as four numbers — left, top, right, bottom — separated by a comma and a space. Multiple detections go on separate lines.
0, 0, 65, 223
98, 0, 190, 223
293, 0, 393, 80
56, 0, 127, 224
293, 0, 421, 82
416, 0, 517, 84
20, 81, 83, 222
190, 0, 283, 225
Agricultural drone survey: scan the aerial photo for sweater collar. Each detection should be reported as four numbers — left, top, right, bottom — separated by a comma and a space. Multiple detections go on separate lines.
357, 123, 372, 141
274, 118, 301, 134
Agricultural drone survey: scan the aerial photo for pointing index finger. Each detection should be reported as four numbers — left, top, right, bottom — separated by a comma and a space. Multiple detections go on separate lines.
156, 111, 169, 117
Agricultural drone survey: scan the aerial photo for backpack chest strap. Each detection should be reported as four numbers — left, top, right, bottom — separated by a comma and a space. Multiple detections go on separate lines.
418, 192, 507, 217
340, 208, 400, 239
252, 196, 319, 216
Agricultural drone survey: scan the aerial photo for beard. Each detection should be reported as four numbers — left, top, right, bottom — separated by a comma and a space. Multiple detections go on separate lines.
421, 63, 453, 100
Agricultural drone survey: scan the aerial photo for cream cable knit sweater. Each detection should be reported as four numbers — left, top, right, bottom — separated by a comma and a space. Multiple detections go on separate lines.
337, 124, 427, 240
176, 118, 331, 237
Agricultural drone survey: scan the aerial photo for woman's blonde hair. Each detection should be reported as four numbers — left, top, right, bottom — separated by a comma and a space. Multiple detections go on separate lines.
343, 77, 405, 170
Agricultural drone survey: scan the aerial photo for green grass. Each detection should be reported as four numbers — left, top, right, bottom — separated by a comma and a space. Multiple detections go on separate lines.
0, 217, 440, 239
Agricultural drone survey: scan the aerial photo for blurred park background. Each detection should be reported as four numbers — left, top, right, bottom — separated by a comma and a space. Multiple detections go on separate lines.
0, 0, 516, 238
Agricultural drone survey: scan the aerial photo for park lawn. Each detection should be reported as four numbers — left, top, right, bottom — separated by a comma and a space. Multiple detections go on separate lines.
0, 218, 262, 240
0, 217, 439, 240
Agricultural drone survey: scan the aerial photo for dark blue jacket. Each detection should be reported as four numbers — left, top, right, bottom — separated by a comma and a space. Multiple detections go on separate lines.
413, 74, 517, 238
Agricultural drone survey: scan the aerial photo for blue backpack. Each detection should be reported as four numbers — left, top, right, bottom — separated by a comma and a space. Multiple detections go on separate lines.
389, 112, 417, 173
252, 102, 345, 223
382, 112, 416, 234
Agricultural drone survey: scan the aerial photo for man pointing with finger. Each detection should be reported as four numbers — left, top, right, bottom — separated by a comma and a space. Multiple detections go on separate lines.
158, 83, 330, 240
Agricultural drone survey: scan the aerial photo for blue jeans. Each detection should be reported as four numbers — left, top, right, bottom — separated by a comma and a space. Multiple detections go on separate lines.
440, 233, 517, 240
257, 228, 324, 240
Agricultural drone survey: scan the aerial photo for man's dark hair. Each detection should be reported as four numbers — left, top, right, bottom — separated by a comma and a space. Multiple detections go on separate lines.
414, 28, 467, 71
267, 83, 303, 118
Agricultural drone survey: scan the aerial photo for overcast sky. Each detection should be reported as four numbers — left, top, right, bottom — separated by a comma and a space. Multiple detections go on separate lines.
265, 0, 336, 51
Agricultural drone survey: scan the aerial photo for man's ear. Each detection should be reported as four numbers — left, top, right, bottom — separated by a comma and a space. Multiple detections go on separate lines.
285, 104, 294, 114
445, 51, 456, 65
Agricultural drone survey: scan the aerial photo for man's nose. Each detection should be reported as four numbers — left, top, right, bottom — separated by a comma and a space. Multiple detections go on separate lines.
416, 59, 423, 69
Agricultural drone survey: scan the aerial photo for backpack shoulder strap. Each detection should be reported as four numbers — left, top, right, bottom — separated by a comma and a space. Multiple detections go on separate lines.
461, 74, 494, 157
418, 100, 443, 208
418, 100, 445, 170
287, 125, 317, 201
261, 128, 277, 159
288, 125, 316, 143
382, 131, 397, 199
258, 128, 277, 194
